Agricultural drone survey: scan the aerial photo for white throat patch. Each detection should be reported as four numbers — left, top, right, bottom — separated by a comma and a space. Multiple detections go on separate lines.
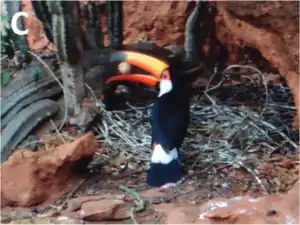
158, 80, 173, 97
151, 144, 178, 164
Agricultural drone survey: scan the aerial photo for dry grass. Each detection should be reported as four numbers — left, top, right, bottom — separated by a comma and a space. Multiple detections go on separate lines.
91, 64, 299, 194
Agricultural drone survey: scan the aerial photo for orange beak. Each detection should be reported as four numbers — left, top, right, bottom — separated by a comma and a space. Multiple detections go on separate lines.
107, 51, 170, 87
110, 50, 169, 78
106, 74, 159, 87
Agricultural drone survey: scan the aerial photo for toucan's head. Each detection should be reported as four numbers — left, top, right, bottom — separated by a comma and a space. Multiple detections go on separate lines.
106, 51, 198, 98
157, 68, 173, 97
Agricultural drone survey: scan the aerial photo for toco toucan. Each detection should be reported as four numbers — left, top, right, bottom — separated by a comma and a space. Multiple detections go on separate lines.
105, 51, 198, 187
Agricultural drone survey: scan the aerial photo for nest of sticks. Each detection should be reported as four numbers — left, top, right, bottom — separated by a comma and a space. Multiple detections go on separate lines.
92, 65, 299, 191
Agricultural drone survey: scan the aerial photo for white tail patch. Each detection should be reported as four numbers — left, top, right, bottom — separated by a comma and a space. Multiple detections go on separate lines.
151, 144, 178, 164
158, 80, 173, 97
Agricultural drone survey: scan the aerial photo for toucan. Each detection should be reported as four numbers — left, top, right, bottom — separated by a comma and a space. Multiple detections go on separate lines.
105, 50, 200, 187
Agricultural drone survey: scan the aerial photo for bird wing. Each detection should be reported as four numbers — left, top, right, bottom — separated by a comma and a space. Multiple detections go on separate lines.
151, 96, 189, 151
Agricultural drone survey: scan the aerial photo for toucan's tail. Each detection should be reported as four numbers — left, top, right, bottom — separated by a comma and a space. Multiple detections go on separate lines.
146, 144, 182, 187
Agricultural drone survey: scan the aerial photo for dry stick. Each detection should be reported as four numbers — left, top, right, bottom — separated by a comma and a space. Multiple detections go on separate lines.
119, 185, 145, 224
223, 64, 269, 116
54, 179, 89, 212
234, 159, 269, 195
203, 69, 219, 105
85, 83, 99, 105
62, 179, 87, 206
96, 109, 151, 161
49, 119, 66, 143
248, 120, 275, 142
260, 120, 298, 149
266, 104, 296, 110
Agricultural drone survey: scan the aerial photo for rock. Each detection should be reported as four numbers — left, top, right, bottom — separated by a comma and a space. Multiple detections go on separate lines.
0, 132, 98, 207
153, 203, 178, 215
165, 206, 200, 224
195, 181, 299, 224
80, 199, 128, 221
62, 194, 135, 221
152, 181, 299, 224
153, 203, 201, 224
140, 188, 168, 200
64, 195, 112, 212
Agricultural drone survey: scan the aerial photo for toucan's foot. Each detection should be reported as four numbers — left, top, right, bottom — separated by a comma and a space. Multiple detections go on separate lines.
160, 182, 177, 189
147, 160, 182, 187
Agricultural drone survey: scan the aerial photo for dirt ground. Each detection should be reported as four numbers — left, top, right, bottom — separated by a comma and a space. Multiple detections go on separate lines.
1, 149, 299, 224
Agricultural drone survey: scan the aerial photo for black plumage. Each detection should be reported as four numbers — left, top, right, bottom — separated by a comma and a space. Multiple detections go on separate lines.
147, 63, 190, 187
150, 71, 190, 152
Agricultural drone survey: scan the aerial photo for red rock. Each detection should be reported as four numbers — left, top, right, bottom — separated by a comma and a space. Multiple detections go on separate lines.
1, 132, 98, 207
153, 203, 178, 215
62, 194, 135, 221
80, 199, 129, 221
195, 181, 300, 224
165, 205, 200, 224
140, 188, 168, 200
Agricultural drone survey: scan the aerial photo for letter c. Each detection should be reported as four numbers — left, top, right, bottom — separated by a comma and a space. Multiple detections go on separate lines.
11, 12, 28, 35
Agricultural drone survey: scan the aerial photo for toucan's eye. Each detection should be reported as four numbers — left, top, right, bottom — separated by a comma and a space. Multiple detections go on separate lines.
161, 70, 170, 79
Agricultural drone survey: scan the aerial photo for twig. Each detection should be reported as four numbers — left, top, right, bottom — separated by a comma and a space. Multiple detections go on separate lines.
234, 160, 269, 195
260, 120, 298, 149
119, 185, 145, 224
223, 64, 269, 116
58, 179, 89, 211
49, 119, 66, 143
